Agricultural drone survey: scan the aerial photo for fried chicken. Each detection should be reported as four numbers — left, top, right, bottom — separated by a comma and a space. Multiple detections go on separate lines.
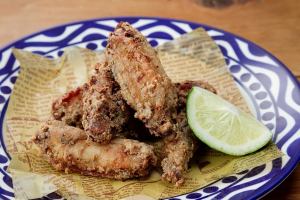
52, 87, 83, 128
175, 80, 217, 111
82, 62, 130, 143
33, 120, 157, 180
106, 22, 178, 137
49, 22, 219, 186
152, 108, 195, 186
154, 81, 217, 186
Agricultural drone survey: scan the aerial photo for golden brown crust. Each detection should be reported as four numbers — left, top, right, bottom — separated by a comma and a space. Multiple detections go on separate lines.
48, 21, 219, 187
33, 120, 157, 180
156, 81, 217, 186
51, 61, 130, 144
82, 62, 130, 143
156, 117, 194, 186
106, 22, 178, 137
175, 80, 217, 111
52, 87, 83, 128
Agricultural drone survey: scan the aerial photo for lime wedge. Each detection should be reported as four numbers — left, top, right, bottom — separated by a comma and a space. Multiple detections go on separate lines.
187, 87, 272, 156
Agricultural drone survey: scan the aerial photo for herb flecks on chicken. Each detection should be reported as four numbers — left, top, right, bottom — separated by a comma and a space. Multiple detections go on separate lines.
106, 22, 178, 137
34, 120, 157, 180
82, 62, 130, 143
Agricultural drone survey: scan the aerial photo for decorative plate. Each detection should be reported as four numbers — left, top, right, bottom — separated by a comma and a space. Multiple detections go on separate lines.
0, 17, 299, 200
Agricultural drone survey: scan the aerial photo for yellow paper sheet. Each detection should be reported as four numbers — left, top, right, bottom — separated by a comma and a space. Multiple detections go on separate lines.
4, 28, 283, 200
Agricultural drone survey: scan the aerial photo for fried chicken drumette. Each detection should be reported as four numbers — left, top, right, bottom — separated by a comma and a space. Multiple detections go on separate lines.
106, 22, 178, 137
153, 81, 217, 186
52, 60, 130, 143
82, 62, 130, 143
34, 120, 157, 180
49, 21, 218, 187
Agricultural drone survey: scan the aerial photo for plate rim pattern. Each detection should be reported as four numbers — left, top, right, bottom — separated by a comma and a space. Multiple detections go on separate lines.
0, 16, 299, 200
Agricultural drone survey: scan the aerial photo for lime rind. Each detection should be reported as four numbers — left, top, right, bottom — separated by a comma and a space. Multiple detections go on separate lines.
187, 87, 272, 156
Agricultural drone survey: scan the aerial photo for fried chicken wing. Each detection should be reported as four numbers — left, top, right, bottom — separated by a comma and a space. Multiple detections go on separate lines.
154, 81, 217, 186
52, 87, 83, 128
82, 62, 130, 143
34, 120, 157, 180
175, 80, 217, 111
153, 115, 194, 186
49, 21, 218, 187
106, 22, 178, 137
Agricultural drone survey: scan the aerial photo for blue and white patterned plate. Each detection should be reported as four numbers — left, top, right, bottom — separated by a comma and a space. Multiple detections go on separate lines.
0, 17, 299, 200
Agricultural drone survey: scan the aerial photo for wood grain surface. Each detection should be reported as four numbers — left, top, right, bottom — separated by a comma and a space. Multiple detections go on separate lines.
0, 0, 299, 199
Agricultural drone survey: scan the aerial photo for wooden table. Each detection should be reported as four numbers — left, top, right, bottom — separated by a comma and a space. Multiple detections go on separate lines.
0, 0, 299, 199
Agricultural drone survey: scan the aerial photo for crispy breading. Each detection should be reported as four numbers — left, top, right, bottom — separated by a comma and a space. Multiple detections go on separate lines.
153, 111, 195, 186
51, 61, 130, 144
106, 22, 178, 137
155, 81, 217, 186
33, 120, 157, 180
82, 62, 130, 143
52, 87, 83, 128
49, 21, 219, 186
175, 80, 217, 111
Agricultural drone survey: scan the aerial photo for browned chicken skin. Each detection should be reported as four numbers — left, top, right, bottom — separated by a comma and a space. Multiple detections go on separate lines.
154, 81, 217, 186
175, 80, 217, 110
33, 120, 157, 180
82, 62, 130, 143
52, 87, 83, 128
105, 22, 218, 186
48, 22, 218, 186
106, 22, 178, 137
